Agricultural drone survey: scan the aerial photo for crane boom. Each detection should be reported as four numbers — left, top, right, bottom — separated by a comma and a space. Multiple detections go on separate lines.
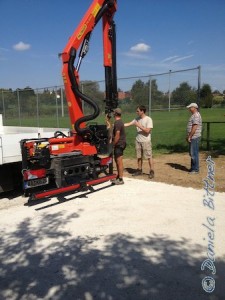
61, 0, 118, 135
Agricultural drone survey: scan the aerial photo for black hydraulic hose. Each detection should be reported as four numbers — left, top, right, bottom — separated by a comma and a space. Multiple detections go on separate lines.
95, 0, 114, 24
68, 47, 100, 139
111, 20, 118, 99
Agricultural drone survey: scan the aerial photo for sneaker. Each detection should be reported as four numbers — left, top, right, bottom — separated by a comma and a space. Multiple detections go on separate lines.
189, 170, 199, 174
111, 177, 118, 184
149, 170, 155, 179
132, 169, 142, 176
114, 178, 124, 185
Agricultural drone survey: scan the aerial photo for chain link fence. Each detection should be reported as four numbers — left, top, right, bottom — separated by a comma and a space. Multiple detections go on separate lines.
0, 66, 200, 127
0, 87, 68, 128
2, 66, 224, 154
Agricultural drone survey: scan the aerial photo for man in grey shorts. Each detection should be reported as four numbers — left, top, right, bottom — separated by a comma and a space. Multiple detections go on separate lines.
125, 105, 154, 179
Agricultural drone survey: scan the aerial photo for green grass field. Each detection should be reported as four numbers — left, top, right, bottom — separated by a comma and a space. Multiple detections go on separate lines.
123, 108, 225, 157
3, 108, 225, 157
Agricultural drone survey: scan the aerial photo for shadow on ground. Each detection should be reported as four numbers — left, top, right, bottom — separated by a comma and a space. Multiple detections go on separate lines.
166, 163, 189, 172
0, 213, 223, 300
0, 188, 23, 200
124, 167, 136, 175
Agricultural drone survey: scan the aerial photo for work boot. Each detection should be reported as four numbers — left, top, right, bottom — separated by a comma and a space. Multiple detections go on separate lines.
132, 169, 142, 176
149, 170, 154, 179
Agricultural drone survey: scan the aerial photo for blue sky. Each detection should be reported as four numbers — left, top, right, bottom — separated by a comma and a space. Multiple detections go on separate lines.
1, 0, 225, 92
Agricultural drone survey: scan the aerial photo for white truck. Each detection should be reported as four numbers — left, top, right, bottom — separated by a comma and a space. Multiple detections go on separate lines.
0, 114, 69, 193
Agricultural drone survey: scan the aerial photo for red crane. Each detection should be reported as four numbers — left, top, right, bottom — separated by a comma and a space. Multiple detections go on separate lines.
21, 0, 118, 201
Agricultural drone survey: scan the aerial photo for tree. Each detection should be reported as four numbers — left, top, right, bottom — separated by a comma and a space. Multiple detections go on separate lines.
200, 84, 213, 108
81, 80, 104, 111
147, 79, 164, 108
130, 79, 163, 109
212, 89, 221, 95
39, 89, 56, 106
16, 87, 36, 115
171, 82, 197, 106
0, 89, 16, 116
130, 80, 147, 106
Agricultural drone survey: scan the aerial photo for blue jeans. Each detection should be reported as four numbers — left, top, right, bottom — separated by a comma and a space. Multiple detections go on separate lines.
189, 137, 200, 171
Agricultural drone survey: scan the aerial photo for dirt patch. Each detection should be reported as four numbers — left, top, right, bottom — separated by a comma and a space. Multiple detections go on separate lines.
123, 152, 225, 192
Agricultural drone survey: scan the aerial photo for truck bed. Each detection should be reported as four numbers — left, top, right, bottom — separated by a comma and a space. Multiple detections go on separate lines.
0, 126, 69, 165
0, 114, 70, 193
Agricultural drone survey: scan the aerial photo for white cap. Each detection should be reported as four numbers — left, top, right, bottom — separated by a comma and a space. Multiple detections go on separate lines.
186, 103, 198, 109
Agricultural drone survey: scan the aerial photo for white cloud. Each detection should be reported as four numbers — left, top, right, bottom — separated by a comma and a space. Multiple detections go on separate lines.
13, 41, 31, 51
161, 55, 193, 64
161, 55, 179, 63
124, 51, 149, 59
172, 55, 193, 62
130, 43, 150, 53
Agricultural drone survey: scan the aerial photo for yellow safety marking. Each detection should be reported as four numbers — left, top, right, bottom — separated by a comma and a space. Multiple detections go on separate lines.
62, 73, 67, 83
77, 24, 87, 40
92, 3, 101, 17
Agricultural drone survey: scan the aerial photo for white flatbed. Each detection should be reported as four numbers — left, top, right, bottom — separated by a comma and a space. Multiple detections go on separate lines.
0, 114, 69, 192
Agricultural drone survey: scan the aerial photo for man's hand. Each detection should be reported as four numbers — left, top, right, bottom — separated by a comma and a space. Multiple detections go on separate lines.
187, 125, 197, 143
135, 121, 151, 134
134, 120, 139, 127
186, 136, 191, 143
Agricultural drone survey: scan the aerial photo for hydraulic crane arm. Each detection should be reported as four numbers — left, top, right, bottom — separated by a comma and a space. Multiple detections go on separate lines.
61, 0, 118, 140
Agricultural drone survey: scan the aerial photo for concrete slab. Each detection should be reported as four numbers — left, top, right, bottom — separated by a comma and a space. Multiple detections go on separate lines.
0, 178, 224, 300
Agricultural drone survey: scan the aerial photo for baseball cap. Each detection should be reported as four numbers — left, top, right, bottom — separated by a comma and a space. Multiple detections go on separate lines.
114, 108, 122, 115
186, 103, 198, 109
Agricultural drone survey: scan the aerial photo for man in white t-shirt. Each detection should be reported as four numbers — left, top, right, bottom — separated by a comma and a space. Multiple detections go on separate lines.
125, 105, 154, 179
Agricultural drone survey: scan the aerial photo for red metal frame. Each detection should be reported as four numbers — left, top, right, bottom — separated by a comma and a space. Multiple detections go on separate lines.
32, 174, 116, 200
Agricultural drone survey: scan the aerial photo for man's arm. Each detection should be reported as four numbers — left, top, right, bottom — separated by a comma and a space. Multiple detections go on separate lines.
124, 120, 135, 127
134, 120, 151, 134
113, 130, 121, 146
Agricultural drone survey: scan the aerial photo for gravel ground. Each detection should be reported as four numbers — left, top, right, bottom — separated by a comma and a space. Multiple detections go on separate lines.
123, 152, 225, 192
0, 176, 224, 300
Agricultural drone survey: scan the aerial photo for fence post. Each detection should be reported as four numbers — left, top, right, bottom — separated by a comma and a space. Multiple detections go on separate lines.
17, 89, 21, 126
148, 76, 152, 116
60, 87, 64, 117
206, 122, 210, 150
1, 90, 5, 118
197, 65, 201, 106
36, 89, 40, 127
55, 88, 59, 128
168, 70, 171, 112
